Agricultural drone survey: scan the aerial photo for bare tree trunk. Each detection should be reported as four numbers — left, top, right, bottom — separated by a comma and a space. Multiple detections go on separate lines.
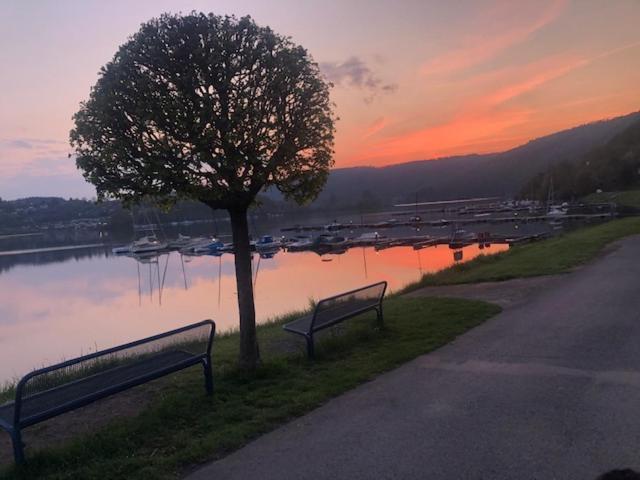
228, 206, 259, 370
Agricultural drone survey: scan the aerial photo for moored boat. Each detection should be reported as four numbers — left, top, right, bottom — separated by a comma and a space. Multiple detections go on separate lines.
191, 238, 225, 254
255, 235, 283, 252
180, 237, 224, 255
130, 236, 167, 254
167, 234, 196, 249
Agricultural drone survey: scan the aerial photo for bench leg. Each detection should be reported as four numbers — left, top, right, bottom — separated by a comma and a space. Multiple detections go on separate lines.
202, 359, 213, 395
305, 335, 315, 360
11, 428, 25, 465
375, 305, 384, 327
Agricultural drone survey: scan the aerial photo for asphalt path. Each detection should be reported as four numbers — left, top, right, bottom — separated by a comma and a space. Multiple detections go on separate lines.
188, 236, 640, 480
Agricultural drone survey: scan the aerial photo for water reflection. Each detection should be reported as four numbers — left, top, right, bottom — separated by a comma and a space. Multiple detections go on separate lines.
0, 243, 506, 381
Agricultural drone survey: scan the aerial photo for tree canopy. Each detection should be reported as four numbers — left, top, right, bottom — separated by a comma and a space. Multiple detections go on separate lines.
71, 12, 336, 369
70, 13, 336, 210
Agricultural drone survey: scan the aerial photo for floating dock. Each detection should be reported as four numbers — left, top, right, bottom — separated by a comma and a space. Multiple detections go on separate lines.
281, 212, 615, 233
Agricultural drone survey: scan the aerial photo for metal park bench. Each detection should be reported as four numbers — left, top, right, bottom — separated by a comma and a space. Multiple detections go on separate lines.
0, 320, 215, 464
283, 281, 387, 359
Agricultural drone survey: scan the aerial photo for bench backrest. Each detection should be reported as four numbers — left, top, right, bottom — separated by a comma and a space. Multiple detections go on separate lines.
12, 320, 215, 427
310, 281, 387, 332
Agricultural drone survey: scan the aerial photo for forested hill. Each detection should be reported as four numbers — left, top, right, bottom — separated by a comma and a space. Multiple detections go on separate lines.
3, 111, 639, 233
521, 116, 640, 201
304, 110, 640, 207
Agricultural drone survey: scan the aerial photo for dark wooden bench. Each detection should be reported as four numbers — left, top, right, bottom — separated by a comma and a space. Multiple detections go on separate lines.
283, 281, 387, 358
0, 320, 215, 464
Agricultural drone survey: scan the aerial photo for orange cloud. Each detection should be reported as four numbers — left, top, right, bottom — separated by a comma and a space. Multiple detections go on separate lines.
344, 37, 640, 167
349, 107, 532, 164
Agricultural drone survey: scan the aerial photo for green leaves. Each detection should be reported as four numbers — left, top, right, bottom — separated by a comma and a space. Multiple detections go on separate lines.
70, 12, 336, 210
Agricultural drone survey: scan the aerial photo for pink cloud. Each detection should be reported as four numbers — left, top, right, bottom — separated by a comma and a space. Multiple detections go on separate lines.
0, 137, 72, 176
420, 0, 569, 77
362, 117, 389, 139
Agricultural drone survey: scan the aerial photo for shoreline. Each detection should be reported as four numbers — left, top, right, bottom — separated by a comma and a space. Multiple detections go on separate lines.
3, 217, 640, 478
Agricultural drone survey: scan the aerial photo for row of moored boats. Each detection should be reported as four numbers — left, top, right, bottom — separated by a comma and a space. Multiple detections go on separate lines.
112, 232, 388, 257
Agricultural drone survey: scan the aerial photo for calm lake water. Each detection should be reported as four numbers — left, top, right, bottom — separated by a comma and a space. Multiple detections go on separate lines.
0, 206, 545, 382
0, 202, 550, 383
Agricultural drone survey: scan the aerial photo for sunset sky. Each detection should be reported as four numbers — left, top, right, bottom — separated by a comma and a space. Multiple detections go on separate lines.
1, 0, 639, 199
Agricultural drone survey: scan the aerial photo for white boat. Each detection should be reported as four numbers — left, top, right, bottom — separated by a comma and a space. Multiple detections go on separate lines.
179, 237, 216, 254
130, 236, 167, 254
546, 177, 567, 217
191, 238, 225, 254
167, 234, 196, 249
547, 204, 568, 217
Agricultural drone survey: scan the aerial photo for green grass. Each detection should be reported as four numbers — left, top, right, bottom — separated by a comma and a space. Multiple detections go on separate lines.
401, 217, 640, 291
1, 296, 499, 480
584, 190, 640, 209
6, 217, 640, 479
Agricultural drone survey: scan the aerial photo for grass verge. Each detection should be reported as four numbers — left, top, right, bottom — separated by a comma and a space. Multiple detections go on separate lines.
401, 217, 640, 291
1, 296, 499, 480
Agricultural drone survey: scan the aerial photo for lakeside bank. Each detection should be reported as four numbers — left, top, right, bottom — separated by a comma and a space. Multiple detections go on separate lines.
2, 217, 640, 479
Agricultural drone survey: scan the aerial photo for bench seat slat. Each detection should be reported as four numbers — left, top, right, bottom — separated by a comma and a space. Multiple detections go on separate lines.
314, 300, 380, 330
282, 314, 313, 335
283, 301, 379, 335
0, 349, 197, 427
282, 281, 387, 359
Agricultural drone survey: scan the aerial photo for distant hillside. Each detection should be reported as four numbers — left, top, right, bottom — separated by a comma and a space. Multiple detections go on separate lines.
521, 116, 640, 201
299, 110, 640, 207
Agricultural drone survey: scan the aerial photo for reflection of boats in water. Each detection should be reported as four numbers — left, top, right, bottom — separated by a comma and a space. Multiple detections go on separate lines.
448, 229, 475, 250
549, 219, 564, 230
133, 251, 160, 263
352, 232, 384, 246
312, 234, 348, 251
112, 245, 131, 254
285, 235, 313, 251
453, 249, 463, 262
